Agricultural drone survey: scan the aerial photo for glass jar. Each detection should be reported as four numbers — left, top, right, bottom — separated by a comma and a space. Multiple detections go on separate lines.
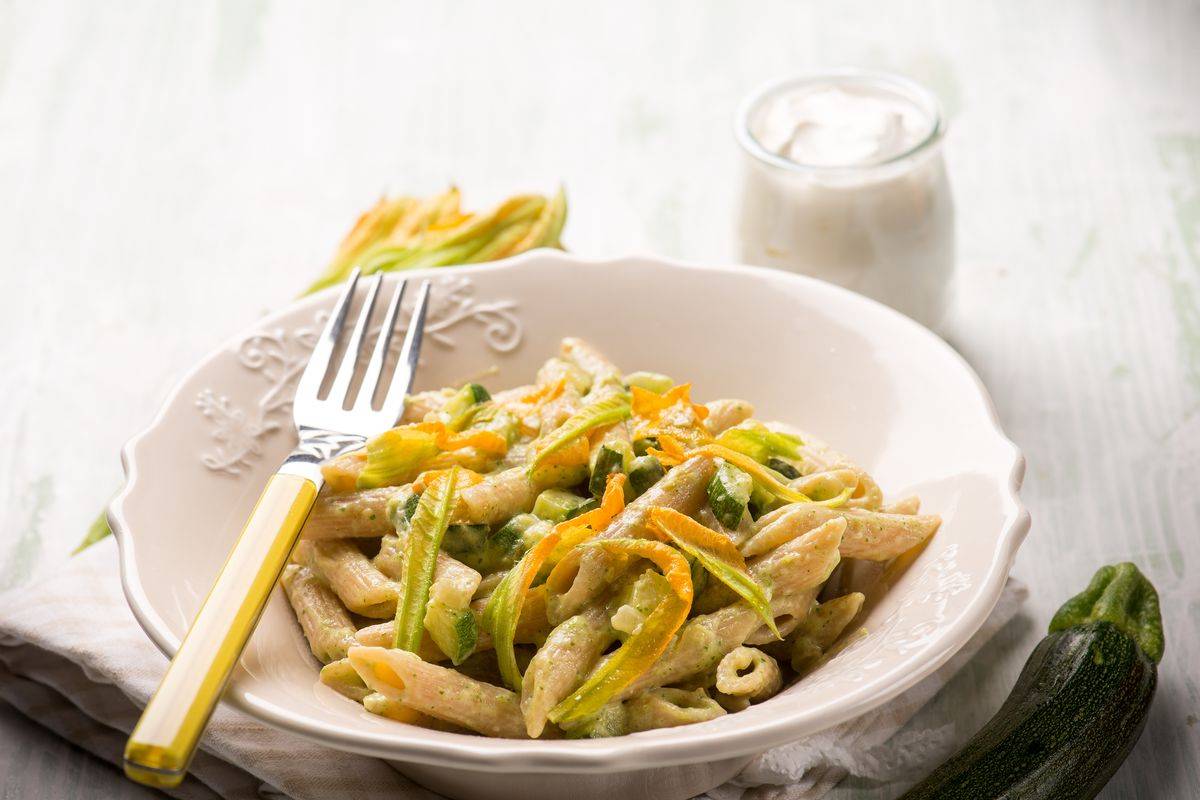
735, 70, 955, 330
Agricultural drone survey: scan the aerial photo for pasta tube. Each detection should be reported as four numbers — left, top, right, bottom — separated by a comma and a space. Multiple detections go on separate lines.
703, 399, 755, 436
626, 688, 726, 732
319, 658, 371, 701
297, 539, 400, 618
625, 519, 842, 694
882, 496, 922, 515
348, 646, 527, 738
362, 692, 462, 731
742, 504, 940, 561
715, 646, 782, 702
520, 605, 613, 738
302, 487, 396, 540
790, 592, 866, 672
561, 337, 622, 390
548, 454, 715, 623
280, 564, 357, 663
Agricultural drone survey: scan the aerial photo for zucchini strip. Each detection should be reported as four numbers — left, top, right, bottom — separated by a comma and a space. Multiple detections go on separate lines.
483, 530, 562, 690
393, 468, 460, 651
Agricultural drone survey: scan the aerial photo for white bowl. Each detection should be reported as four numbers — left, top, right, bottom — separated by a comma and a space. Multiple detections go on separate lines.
110, 252, 1029, 800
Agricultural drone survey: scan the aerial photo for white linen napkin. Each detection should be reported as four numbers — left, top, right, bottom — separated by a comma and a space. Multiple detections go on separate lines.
0, 539, 1026, 800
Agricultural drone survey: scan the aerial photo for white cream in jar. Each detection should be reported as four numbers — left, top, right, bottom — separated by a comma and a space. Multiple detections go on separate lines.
736, 71, 954, 329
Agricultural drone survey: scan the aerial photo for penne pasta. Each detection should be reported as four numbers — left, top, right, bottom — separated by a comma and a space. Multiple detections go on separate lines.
882, 495, 922, 515
536, 357, 592, 394
548, 454, 716, 623
375, 533, 482, 608
349, 646, 527, 738
520, 605, 613, 737
302, 487, 396, 540
319, 658, 372, 701
790, 592, 865, 672
561, 337, 622, 389
297, 539, 400, 618
788, 469, 860, 504
715, 646, 782, 702
282, 337, 937, 738
363, 692, 464, 732
280, 564, 357, 663
454, 467, 539, 525
625, 688, 726, 732
703, 399, 755, 435
399, 389, 453, 424
742, 504, 940, 561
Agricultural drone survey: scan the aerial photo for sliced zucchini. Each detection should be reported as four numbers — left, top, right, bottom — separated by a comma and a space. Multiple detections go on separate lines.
589, 441, 632, 497
624, 371, 674, 394
404, 492, 420, 520
442, 382, 492, 430
425, 601, 478, 665
564, 497, 600, 520
707, 460, 752, 529
519, 518, 554, 551
766, 457, 801, 480
747, 483, 781, 520
470, 404, 520, 446
441, 523, 490, 571
529, 463, 590, 491
532, 488, 591, 523
385, 486, 417, 530
491, 513, 538, 555
628, 455, 666, 495
486, 513, 541, 569
632, 437, 659, 457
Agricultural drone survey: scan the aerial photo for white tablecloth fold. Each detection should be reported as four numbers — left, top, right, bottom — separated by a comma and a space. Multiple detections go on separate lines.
0, 540, 1026, 800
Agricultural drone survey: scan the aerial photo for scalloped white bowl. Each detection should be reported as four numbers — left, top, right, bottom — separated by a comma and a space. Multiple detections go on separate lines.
111, 251, 1028, 800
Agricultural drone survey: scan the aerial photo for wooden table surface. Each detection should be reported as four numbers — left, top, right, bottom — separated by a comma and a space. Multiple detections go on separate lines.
2, 1, 1197, 798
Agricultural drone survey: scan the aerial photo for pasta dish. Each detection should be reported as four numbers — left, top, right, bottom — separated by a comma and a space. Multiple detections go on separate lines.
281, 338, 940, 738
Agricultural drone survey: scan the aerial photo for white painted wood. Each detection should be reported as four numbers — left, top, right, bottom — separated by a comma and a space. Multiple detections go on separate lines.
0, 1, 1196, 797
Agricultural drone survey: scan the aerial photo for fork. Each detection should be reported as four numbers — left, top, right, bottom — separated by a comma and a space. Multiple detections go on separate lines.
124, 270, 431, 789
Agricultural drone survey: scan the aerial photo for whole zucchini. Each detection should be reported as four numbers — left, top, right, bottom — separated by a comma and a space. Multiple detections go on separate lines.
900, 562, 1163, 800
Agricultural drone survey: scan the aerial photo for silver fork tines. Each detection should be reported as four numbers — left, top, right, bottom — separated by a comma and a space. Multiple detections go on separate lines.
283, 270, 432, 476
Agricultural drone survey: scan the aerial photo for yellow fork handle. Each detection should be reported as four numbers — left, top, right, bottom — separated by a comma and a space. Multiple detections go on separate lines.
124, 472, 318, 789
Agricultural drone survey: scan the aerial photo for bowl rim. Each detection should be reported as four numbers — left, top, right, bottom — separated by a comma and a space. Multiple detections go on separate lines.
110, 250, 1030, 773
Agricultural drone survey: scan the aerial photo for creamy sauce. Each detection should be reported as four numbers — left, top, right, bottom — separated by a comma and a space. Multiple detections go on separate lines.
737, 73, 955, 330
751, 85, 931, 168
